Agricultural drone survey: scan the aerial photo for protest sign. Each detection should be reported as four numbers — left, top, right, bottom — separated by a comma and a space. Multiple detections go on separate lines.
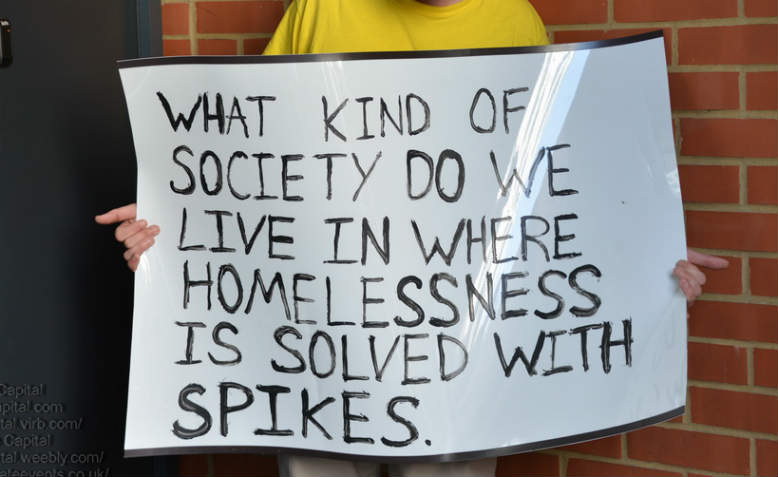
120, 32, 687, 460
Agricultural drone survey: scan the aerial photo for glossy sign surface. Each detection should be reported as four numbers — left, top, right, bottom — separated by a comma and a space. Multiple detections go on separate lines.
120, 34, 686, 460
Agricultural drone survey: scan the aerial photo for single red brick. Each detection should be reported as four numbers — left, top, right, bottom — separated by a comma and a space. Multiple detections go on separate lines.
690, 386, 778, 433
679, 165, 740, 203
567, 459, 682, 476
162, 3, 189, 35
554, 28, 672, 64
688, 342, 748, 384
747, 72, 778, 110
746, 0, 778, 17
179, 454, 209, 477
197, 1, 285, 34
558, 435, 621, 458
212, 454, 278, 476
688, 301, 778, 343
680, 118, 777, 158
496, 452, 559, 476
198, 39, 238, 55
615, 0, 736, 22
627, 427, 750, 474
244, 38, 271, 55
529, 0, 607, 25
163, 39, 191, 56
699, 255, 742, 295
747, 166, 778, 206
750, 257, 778, 297
685, 210, 778, 252
669, 72, 739, 110
757, 439, 778, 476
679, 24, 778, 65
754, 348, 778, 387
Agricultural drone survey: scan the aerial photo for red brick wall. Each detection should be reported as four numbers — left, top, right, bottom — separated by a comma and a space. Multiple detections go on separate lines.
161, 1, 778, 475
161, 0, 285, 55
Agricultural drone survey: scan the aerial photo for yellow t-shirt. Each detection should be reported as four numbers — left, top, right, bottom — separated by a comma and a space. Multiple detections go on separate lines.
263, 0, 549, 55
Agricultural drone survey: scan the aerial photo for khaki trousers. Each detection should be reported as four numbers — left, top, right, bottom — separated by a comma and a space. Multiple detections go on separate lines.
279, 454, 497, 477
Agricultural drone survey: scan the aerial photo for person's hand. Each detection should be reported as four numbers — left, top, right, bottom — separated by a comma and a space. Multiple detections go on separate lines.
95, 203, 159, 271
673, 248, 730, 307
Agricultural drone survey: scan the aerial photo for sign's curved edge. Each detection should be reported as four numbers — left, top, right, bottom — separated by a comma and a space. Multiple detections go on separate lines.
117, 30, 663, 69
124, 405, 683, 461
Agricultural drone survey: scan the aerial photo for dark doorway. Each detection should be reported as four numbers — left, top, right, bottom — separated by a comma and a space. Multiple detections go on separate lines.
0, 1, 168, 475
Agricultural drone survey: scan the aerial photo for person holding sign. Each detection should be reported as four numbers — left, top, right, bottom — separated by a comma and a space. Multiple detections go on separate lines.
97, 0, 728, 475
96, 0, 725, 308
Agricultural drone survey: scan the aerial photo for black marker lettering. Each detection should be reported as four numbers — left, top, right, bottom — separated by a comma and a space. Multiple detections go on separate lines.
271, 326, 305, 373
254, 385, 293, 436
570, 323, 603, 372
322, 96, 348, 142
381, 397, 419, 447
302, 389, 335, 439
315, 153, 347, 200
293, 273, 316, 325
569, 264, 602, 317
246, 95, 276, 137
171, 145, 196, 195
200, 150, 223, 196
362, 217, 390, 265
430, 273, 459, 327
601, 319, 633, 373
219, 381, 253, 436
226, 97, 249, 138
469, 88, 496, 133
493, 332, 545, 377
546, 144, 577, 196
402, 334, 430, 385
236, 213, 266, 255
324, 218, 358, 264
406, 94, 430, 135
356, 97, 375, 140
205, 210, 235, 253
394, 276, 424, 327
438, 334, 467, 381
467, 273, 495, 321
252, 153, 278, 200
208, 321, 241, 365
175, 321, 206, 365
227, 151, 250, 200
309, 330, 336, 378
245, 269, 291, 321
536, 270, 565, 319
543, 330, 573, 376
172, 383, 211, 439
157, 92, 201, 132
202, 93, 225, 134
281, 154, 304, 202
183, 260, 212, 310
217, 264, 243, 313
501, 272, 529, 320
411, 219, 465, 266
361, 277, 387, 328
342, 391, 373, 444
268, 215, 295, 260
178, 207, 206, 251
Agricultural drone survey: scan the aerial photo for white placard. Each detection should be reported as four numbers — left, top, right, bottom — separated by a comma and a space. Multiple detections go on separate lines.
120, 33, 687, 460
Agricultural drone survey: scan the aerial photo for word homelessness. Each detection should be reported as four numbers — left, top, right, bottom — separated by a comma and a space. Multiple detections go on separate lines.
180, 260, 603, 324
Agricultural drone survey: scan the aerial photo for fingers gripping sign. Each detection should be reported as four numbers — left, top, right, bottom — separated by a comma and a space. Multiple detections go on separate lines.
95, 203, 160, 271
673, 248, 730, 310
